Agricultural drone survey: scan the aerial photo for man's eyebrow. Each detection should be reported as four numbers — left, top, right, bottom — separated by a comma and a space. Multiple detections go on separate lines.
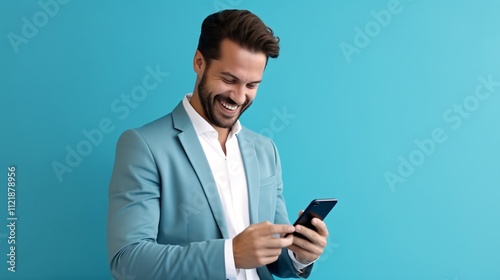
220, 71, 262, 84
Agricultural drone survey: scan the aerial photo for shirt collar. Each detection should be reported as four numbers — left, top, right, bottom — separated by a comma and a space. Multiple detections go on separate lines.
182, 94, 242, 138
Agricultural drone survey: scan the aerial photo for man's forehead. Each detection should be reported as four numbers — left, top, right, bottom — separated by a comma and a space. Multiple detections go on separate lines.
209, 40, 266, 79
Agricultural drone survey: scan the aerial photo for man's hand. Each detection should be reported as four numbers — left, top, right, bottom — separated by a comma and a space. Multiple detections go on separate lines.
287, 211, 329, 264
233, 221, 295, 269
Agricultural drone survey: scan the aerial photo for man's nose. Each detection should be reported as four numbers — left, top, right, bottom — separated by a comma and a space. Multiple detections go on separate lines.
229, 85, 247, 105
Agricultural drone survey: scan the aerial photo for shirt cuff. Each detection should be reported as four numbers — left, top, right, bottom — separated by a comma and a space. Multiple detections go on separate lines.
287, 249, 315, 272
225, 239, 238, 280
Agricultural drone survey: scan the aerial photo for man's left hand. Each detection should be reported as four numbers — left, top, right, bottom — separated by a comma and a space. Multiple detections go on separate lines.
286, 211, 329, 264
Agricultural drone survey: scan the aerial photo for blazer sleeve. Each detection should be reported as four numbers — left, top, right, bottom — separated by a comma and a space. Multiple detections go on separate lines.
265, 140, 314, 279
107, 129, 226, 280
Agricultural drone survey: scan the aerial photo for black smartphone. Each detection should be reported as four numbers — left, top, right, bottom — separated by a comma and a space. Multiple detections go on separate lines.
285, 198, 338, 239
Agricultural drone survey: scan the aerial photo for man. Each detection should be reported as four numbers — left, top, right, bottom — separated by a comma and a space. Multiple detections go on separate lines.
107, 9, 329, 280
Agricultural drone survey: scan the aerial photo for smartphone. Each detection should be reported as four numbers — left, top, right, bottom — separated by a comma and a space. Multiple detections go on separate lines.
285, 198, 338, 239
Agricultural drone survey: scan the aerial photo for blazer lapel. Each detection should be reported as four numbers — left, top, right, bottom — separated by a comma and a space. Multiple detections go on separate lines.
237, 131, 260, 225
172, 102, 229, 239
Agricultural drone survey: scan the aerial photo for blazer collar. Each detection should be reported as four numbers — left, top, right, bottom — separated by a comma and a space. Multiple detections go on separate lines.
172, 102, 229, 238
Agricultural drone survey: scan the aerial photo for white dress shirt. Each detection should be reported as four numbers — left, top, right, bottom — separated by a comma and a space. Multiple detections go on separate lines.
182, 94, 310, 279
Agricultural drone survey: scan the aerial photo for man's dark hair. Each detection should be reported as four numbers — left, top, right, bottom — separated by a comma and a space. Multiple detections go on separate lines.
197, 9, 280, 66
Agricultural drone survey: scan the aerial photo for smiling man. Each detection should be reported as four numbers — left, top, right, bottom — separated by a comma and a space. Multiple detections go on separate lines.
107, 9, 329, 280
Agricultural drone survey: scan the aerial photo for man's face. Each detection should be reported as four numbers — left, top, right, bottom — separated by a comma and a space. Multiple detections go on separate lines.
193, 39, 267, 129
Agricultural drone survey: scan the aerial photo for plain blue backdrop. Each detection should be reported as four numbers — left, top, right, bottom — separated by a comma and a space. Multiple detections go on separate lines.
1, 0, 500, 279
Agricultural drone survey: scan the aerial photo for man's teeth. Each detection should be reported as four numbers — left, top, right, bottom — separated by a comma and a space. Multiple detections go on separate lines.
220, 100, 238, 111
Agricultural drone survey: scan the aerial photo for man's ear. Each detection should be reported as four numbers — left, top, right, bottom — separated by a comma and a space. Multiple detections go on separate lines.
193, 50, 206, 76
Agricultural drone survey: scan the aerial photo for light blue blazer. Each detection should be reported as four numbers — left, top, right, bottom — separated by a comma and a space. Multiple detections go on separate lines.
107, 102, 313, 279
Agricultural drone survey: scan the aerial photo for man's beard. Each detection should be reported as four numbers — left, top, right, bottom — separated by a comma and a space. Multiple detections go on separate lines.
197, 73, 252, 129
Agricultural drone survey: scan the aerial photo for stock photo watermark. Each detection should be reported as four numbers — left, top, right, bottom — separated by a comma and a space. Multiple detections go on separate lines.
317, 238, 340, 263
51, 65, 169, 183
258, 107, 296, 140
339, 0, 407, 64
7, 0, 70, 54
385, 74, 500, 192
6, 166, 17, 273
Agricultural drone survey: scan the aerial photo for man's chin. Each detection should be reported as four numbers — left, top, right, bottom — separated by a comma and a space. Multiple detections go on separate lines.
213, 116, 238, 129
211, 107, 240, 126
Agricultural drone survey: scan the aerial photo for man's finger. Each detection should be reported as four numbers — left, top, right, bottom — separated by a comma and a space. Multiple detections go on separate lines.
266, 234, 294, 248
311, 218, 329, 237
252, 222, 294, 235
257, 248, 283, 258
294, 225, 326, 247
291, 233, 324, 254
268, 224, 295, 235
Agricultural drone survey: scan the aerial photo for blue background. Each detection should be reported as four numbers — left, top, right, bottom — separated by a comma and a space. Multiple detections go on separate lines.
1, 0, 500, 279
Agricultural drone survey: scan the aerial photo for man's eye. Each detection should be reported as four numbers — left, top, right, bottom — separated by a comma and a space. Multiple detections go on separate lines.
223, 79, 235, 84
247, 84, 256, 89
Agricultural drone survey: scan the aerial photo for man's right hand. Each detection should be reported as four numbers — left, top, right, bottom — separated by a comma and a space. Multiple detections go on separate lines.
233, 221, 295, 269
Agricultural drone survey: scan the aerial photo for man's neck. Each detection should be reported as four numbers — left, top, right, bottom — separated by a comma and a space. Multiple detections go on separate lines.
216, 127, 230, 155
